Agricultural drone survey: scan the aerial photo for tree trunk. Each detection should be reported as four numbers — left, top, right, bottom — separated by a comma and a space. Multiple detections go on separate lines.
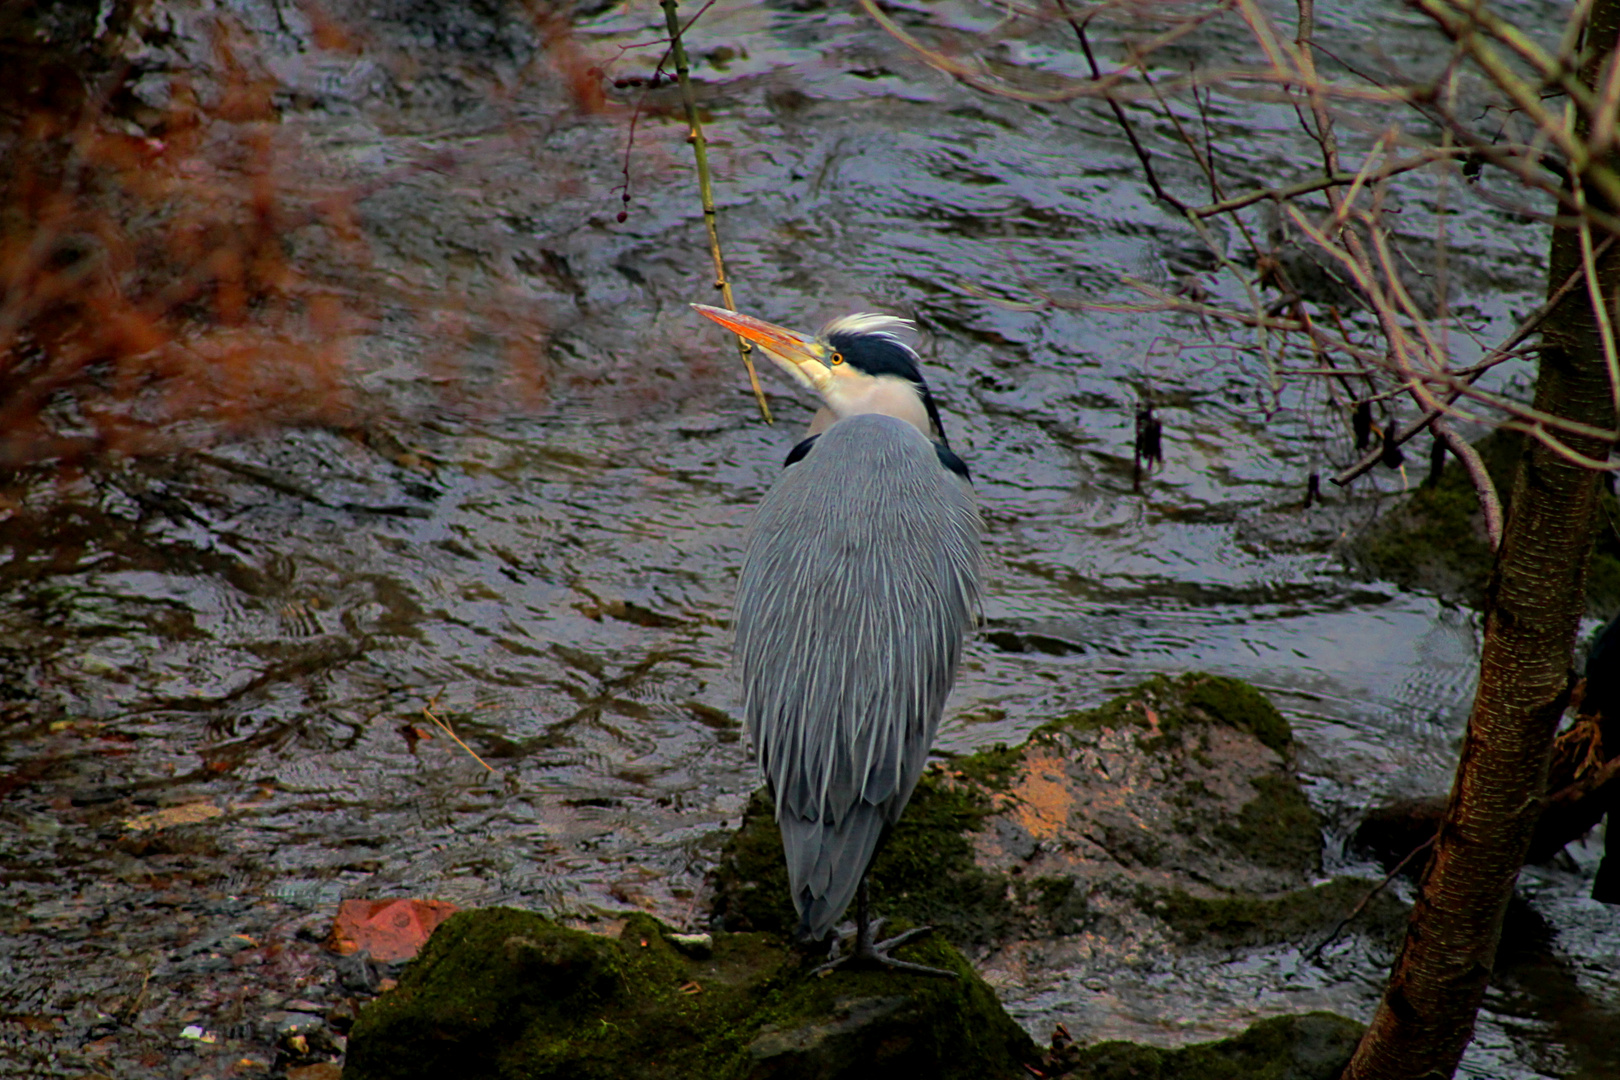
1342, 4, 1620, 1076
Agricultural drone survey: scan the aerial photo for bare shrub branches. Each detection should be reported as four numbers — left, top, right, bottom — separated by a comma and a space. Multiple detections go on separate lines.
862, 0, 1620, 532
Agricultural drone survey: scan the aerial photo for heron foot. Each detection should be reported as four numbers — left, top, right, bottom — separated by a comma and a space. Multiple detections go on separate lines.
809, 924, 957, 979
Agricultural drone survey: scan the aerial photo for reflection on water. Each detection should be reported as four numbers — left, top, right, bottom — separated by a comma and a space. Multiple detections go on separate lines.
0, 0, 1608, 1076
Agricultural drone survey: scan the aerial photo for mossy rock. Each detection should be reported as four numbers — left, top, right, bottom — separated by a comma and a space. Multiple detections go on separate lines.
1214, 774, 1320, 871
991, 673, 1321, 887
342, 908, 1037, 1080
1350, 428, 1620, 615
1046, 1011, 1365, 1080
713, 674, 1332, 958
709, 781, 1021, 948
1150, 877, 1408, 947
1177, 676, 1294, 756
1034, 673, 1293, 756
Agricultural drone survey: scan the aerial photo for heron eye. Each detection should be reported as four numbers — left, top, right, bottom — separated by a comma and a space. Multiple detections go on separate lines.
830, 351, 844, 365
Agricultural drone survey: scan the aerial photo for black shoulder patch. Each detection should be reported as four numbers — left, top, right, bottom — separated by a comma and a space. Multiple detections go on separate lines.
935, 442, 972, 482
784, 435, 820, 467
920, 387, 952, 450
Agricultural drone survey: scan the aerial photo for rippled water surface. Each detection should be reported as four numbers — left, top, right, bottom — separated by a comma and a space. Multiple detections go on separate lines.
1, 0, 1614, 1076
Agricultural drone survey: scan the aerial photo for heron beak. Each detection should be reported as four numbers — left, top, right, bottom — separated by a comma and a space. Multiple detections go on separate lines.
691, 304, 833, 394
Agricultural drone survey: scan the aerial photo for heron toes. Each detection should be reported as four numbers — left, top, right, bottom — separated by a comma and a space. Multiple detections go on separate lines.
810, 924, 958, 979
862, 925, 959, 978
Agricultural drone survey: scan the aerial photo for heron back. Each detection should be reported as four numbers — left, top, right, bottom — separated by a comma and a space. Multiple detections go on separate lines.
735, 413, 981, 937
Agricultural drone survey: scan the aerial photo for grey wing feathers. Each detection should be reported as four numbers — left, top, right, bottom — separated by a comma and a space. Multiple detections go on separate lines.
735, 413, 981, 939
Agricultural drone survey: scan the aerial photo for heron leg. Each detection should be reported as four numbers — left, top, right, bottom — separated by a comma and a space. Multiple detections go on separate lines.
811, 878, 958, 979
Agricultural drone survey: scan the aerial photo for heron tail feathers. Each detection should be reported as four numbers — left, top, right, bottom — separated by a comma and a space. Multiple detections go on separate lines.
781, 804, 888, 943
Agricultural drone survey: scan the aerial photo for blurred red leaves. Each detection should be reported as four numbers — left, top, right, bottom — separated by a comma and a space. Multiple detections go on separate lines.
0, 0, 654, 474
0, 37, 363, 470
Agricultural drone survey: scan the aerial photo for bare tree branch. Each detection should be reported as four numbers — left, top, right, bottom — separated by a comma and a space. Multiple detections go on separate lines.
1333, 237, 1617, 484
1188, 148, 1482, 219
1434, 416, 1504, 548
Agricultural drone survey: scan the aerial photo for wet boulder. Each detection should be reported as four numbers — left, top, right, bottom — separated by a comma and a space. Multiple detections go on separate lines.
1348, 428, 1620, 613
341, 907, 1037, 1080
1041, 1011, 1365, 1079
711, 672, 1405, 979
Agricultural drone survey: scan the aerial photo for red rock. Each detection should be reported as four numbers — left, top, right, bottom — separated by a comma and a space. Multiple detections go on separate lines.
328, 899, 459, 962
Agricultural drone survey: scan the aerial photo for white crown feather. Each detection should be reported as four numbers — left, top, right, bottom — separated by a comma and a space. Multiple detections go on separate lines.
818, 312, 916, 344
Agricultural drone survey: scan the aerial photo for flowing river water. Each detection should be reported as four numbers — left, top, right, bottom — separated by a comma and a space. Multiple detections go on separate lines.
0, 0, 1615, 1076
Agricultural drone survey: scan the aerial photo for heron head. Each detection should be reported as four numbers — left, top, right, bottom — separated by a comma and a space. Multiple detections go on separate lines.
692, 304, 947, 442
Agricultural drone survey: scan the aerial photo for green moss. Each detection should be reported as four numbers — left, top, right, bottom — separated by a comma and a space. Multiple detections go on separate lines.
1051, 1012, 1365, 1080
1033, 674, 1291, 755
1037, 675, 1184, 740
709, 780, 1020, 948
344, 909, 650, 1079
343, 907, 1037, 1080
1216, 775, 1322, 873
1182, 676, 1293, 755
1354, 429, 1620, 615
868, 778, 1021, 945
943, 740, 1025, 790
1151, 877, 1406, 946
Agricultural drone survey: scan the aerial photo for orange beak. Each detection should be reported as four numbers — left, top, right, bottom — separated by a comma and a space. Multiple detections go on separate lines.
691, 304, 834, 394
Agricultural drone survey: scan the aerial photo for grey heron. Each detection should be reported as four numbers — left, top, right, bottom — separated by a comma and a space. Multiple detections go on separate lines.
693, 303, 982, 975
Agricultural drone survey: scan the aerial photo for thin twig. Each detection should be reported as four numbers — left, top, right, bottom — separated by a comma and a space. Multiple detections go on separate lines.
423, 695, 495, 773
1499, 418, 1620, 471
659, 0, 772, 423
1333, 236, 1616, 485
1413, 0, 1620, 212
1188, 149, 1476, 219
1366, 204, 1447, 379
1307, 833, 1436, 961
1422, 0, 1604, 127
611, 1, 718, 221
1102, 274, 1615, 450
1292, 0, 1343, 183
1064, 7, 1277, 387
1067, 10, 1186, 215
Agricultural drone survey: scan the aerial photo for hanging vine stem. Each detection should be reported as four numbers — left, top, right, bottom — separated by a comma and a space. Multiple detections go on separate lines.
659, 0, 772, 424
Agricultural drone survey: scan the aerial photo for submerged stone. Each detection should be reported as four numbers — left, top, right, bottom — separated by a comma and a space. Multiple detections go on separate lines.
1152, 878, 1406, 947
1349, 428, 1620, 613
1043, 1011, 1365, 1079
342, 907, 1037, 1080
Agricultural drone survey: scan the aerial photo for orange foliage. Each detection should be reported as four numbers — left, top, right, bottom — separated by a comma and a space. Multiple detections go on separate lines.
0, 0, 652, 471
0, 3, 597, 471
0, 47, 366, 469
